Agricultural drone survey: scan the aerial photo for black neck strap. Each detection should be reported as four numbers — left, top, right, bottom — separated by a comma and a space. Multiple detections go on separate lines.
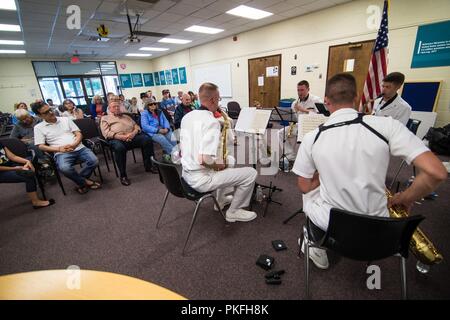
313, 113, 388, 145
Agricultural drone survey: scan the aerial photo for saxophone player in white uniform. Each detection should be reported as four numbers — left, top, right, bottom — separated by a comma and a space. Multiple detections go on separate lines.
180, 82, 258, 223
278, 80, 322, 161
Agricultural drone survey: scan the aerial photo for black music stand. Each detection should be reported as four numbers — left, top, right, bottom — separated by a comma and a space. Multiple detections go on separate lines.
273, 106, 293, 171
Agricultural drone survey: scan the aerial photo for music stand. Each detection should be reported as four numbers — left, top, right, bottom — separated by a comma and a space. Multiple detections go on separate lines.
235, 107, 282, 216
273, 106, 292, 171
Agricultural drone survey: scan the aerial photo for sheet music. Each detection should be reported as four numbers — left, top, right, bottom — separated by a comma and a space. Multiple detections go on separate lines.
235, 108, 272, 135
297, 114, 328, 142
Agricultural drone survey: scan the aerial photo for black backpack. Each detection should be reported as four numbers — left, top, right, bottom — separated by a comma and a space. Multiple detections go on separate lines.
424, 124, 450, 156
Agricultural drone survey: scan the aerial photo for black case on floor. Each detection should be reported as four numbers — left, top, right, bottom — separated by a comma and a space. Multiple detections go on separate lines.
256, 254, 274, 270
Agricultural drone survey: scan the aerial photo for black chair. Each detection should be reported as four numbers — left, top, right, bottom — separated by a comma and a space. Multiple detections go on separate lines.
299, 208, 424, 299
151, 157, 226, 255
73, 118, 110, 174
389, 118, 422, 190
227, 101, 241, 119
0, 137, 54, 199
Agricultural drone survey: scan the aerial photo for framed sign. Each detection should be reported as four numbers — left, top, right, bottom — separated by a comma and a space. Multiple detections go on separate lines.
143, 73, 154, 87
154, 72, 160, 86
131, 73, 143, 87
178, 67, 187, 84
159, 71, 166, 85
165, 70, 172, 85
119, 74, 132, 89
171, 68, 180, 85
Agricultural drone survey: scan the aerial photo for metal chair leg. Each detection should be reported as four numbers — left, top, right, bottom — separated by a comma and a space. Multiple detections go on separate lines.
156, 191, 169, 229
132, 149, 137, 163
211, 196, 226, 220
50, 158, 66, 196
110, 149, 119, 177
36, 176, 47, 200
389, 160, 406, 190
303, 227, 310, 299
182, 195, 209, 255
101, 144, 110, 172
400, 257, 407, 300
97, 164, 103, 183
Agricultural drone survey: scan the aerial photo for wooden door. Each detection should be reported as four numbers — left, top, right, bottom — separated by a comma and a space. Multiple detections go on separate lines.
327, 40, 375, 103
248, 54, 281, 108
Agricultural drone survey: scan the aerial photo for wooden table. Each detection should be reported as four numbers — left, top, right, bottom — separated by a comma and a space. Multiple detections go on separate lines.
0, 269, 186, 300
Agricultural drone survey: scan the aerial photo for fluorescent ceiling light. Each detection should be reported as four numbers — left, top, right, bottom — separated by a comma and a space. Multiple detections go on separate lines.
226, 5, 273, 20
0, 24, 21, 32
126, 53, 152, 57
0, 0, 17, 11
185, 25, 224, 34
139, 47, 169, 52
0, 40, 24, 45
0, 49, 26, 54
158, 38, 192, 44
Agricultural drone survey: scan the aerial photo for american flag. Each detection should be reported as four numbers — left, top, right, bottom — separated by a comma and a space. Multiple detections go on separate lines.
361, 0, 389, 112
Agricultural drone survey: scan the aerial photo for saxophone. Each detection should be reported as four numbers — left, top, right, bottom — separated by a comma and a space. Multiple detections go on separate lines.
217, 109, 230, 166
287, 121, 295, 138
386, 190, 443, 266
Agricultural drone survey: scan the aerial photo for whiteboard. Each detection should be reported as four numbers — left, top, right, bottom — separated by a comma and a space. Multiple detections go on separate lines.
193, 64, 232, 97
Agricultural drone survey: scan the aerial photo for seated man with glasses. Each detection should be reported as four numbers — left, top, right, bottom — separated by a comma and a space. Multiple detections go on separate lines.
32, 101, 101, 194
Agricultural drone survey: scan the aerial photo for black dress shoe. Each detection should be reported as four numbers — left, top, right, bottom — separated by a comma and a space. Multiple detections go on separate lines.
120, 177, 131, 186
33, 199, 56, 210
145, 166, 158, 174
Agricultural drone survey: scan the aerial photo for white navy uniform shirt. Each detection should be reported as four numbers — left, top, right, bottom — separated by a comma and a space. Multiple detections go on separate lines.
290, 94, 323, 120
180, 109, 220, 173
292, 108, 429, 231
373, 94, 412, 126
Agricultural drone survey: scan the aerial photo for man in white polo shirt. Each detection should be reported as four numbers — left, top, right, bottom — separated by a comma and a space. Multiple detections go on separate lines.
32, 101, 100, 194
372, 72, 412, 126
180, 82, 258, 222
292, 73, 447, 269
279, 80, 322, 161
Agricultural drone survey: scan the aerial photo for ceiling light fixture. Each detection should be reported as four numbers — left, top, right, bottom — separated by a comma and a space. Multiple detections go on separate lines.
226, 5, 273, 20
0, 24, 21, 32
158, 38, 192, 44
0, 0, 17, 11
126, 53, 152, 57
0, 40, 24, 45
0, 49, 26, 54
139, 47, 170, 52
185, 25, 224, 34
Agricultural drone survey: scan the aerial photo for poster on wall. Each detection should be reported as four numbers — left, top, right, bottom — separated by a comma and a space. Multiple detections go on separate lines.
159, 71, 166, 85
165, 70, 173, 85
154, 72, 160, 86
171, 68, 180, 85
131, 73, 143, 87
143, 73, 154, 87
119, 74, 132, 89
411, 20, 450, 68
178, 67, 187, 84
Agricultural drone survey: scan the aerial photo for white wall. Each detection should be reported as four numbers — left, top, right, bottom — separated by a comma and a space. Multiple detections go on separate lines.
0, 58, 153, 113
149, 0, 450, 126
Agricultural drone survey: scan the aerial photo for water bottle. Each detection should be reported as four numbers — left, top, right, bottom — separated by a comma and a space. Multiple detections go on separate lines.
283, 158, 290, 173
256, 185, 263, 202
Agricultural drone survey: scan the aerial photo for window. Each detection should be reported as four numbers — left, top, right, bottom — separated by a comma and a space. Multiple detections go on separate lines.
38, 77, 63, 105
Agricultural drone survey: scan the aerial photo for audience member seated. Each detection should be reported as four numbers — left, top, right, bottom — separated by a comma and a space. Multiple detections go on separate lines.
100, 100, 157, 186
141, 101, 176, 159
9, 109, 45, 159
90, 95, 107, 119
174, 93, 195, 130
119, 94, 131, 112
146, 90, 156, 102
46, 99, 60, 116
60, 99, 84, 120
174, 90, 183, 106
128, 97, 139, 114
0, 141, 55, 209
188, 91, 200, 109
12, 102, 36, 125
32, 101, 101, 194
160, 89, 177, 113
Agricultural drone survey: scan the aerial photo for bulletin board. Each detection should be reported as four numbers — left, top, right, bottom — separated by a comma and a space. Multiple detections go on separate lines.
400, 81, 442, 112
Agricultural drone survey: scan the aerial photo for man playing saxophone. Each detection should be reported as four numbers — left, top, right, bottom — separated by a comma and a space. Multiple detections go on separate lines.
180, 82, 258, 223
292, 73, 447, 269
278, 80, 323, 162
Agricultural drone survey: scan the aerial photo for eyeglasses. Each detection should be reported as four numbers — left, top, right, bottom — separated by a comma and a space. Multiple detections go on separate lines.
40, 109, 53, 115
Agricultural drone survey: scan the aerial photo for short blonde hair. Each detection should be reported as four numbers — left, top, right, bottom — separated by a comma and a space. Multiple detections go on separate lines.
198, 82, 218, 101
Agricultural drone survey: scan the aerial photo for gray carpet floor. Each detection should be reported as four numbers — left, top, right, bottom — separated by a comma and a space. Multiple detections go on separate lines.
0, 146, 449, 300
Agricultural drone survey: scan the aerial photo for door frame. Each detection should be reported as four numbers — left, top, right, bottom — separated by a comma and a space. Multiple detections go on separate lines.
248, 53, 282, 108
59, 75, 108, 106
